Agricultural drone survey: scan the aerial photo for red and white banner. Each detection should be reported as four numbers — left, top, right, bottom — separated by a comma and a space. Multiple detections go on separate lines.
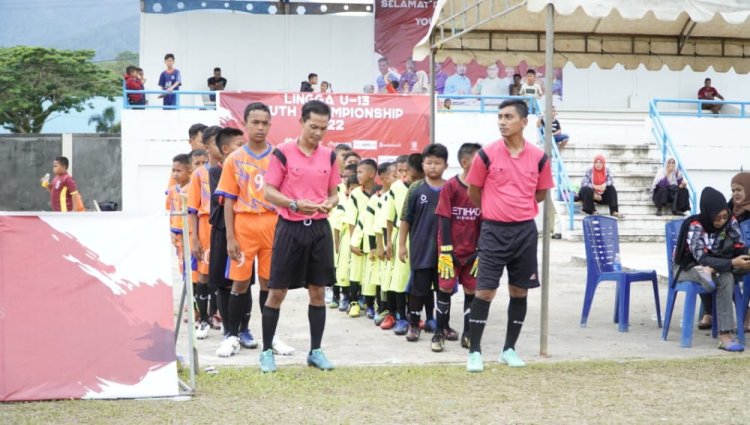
219, 92, 430, 162
375, 0, 436, 68
0, 213, 178, 401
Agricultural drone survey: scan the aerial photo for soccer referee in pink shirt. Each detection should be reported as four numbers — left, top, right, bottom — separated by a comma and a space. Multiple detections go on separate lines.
465, 99, 554, 372
260, 100, 340, 373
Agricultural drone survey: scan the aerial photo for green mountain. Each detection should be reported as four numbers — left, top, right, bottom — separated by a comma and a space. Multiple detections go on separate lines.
0, 0, 139, 61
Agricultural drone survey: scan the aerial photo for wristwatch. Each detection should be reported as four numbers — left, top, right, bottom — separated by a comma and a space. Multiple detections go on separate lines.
289, 200, 299, 212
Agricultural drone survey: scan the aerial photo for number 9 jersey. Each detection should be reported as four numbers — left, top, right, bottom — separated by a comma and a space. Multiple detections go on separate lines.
215, 144, 277, 213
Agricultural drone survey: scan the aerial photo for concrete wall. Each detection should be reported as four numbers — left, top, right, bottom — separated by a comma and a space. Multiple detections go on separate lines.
0, 134, 121, 211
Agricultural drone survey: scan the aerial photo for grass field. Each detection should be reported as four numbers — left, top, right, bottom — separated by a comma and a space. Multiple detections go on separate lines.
3, 357, 750, 424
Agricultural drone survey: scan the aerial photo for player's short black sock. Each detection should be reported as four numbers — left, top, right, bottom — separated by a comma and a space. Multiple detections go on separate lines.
209, 287, 218, 317
332, 285, 340, 301
424, 291, 435, 321
408, 294, 423, 327
216, 287, 231, 337
463, 293, 475, 335
395, 292, 407, 321
228, 290, 249, 337
262, 306, 280, 351
196, 283, 210, 322
504, 297, 527, 351
375, 287, 383, 313
365, 295, 375, 309
436, 290, 452, 333
469, 297, 491, 353
259, 289, 269, 315
386, 290, 397, 313
349, 281, 361, 301
308, 305, 326, 351
240, 289, 253, 332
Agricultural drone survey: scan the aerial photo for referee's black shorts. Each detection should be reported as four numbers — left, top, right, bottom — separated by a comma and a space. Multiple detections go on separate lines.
269, 217, 336, 290
476, 219, 540, 290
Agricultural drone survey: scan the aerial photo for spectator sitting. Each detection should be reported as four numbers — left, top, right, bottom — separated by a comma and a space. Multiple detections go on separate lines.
509, 73, 522, 96
444, 63, 471, 95
207, 67, 227, 102
124, 65, 145, 108
673, 187, 750, 352
301, 73, 318, 92
698, 77, 724, 114
730, 172, 750, 223
320, 81, 332, 93
536, 106, 569, 149
650, 157, 690, 216
578, 154, 623, 218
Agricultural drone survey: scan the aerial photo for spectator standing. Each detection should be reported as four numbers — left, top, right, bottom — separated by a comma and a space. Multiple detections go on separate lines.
207, 67, 227, 102
124, 65, 145, 108
301, 73, 318, 92
698, 78, 724, 114
520, 69, 543, 100
320, 81, 332, 93
158, 53, 182, 109
509, 73, 523, 96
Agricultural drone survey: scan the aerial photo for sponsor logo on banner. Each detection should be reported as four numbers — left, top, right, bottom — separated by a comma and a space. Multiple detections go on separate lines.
354, 140, 378, 150
218, 92, 430, 159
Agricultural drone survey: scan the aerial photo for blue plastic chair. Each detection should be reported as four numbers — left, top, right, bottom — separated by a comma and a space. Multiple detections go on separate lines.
580, 216, 662, 332
738, 220, 750, 340
662, 219, 745, 347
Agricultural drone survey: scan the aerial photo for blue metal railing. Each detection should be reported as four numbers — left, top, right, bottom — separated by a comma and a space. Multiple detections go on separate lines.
651, 98, 750, 119
437, 94, 541, 114
437, 94, 576, 230
648, 99, 700, 215
123, 82, 217, 110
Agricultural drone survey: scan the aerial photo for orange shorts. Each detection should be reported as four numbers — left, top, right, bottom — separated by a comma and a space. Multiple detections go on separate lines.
174, 233, 199, 284
196, 215, 211, 275
227, 212, 277, 282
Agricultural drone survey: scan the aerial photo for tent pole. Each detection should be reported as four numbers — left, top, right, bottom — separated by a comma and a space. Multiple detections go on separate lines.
429, 41, 436, 144
540, 2, 554, 357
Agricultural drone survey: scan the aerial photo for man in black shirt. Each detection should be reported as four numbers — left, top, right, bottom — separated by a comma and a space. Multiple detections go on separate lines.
207, 67, 227, 102
300, 73, 318, 92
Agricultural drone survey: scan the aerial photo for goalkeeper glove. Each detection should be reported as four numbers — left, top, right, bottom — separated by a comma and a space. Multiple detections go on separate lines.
468, 252, 479, 277
437, 245, 455, 280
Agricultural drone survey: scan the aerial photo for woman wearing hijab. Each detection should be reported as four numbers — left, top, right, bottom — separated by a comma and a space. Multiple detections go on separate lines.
729, 172, 750, 224
673, 187, 750, 351
651, 157, 690, 216
578, 155, 623, 218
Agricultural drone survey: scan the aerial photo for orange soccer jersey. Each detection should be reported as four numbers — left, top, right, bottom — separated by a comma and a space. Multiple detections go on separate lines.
187, 164, 212, 275
166, 182, 199, 282
216, 144, 276, 213
216, 144, 277, 281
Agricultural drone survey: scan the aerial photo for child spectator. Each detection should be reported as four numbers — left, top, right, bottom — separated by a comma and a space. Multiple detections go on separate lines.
520, 69, 543, 100
320, 81, 332, 93
435, 143, 482, 351
536, 106, 569, 149
399, 144, 449, 342
158, 53, 182, 109
300, 73, 318, 92
124, 65, 145, 108
41, 156, 80, 212
346, 159, 378, 317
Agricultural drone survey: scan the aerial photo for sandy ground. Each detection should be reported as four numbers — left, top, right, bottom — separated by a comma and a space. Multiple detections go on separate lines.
175, 240, 732, 371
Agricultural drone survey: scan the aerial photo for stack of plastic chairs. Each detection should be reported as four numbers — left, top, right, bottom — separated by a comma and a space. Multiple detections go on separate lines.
580, 215, 662, 332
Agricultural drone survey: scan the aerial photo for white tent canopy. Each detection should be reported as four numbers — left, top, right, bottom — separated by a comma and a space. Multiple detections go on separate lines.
415, 0, 750, 72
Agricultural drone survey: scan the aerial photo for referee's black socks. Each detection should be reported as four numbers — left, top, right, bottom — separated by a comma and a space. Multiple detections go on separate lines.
469, 297, 491, 353
262, 306, 280, 351
308, 304, 326, 352
504, 297, 527, 351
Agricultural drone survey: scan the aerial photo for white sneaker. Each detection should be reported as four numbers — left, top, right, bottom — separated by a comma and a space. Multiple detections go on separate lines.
216, 336, 240, 357
195, 321, 210, 340
324, 287, 333, 304
272, 336, 295, 356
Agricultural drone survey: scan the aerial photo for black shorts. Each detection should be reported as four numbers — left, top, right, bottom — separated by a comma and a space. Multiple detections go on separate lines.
208, 226, 255, 289
269, 217, 335, 290
410, 268, 437, 297
476, 219, 540, 290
